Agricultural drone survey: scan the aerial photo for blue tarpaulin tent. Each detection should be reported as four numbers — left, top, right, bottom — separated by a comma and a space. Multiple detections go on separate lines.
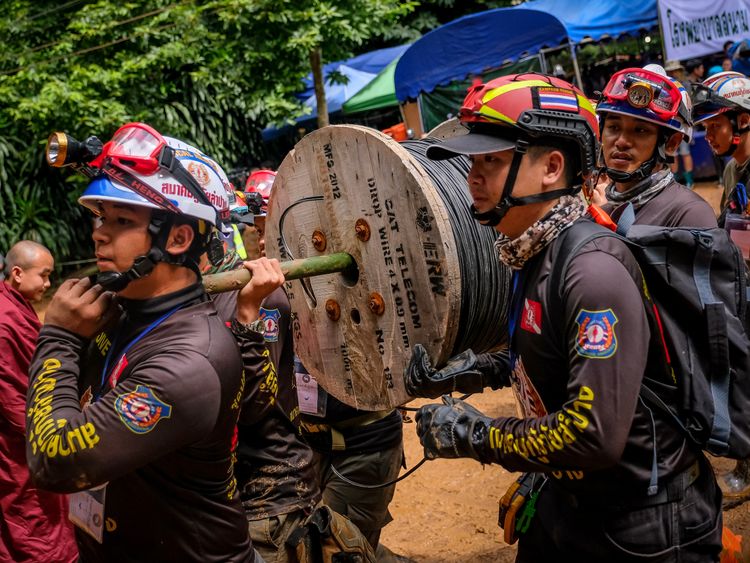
512, 0, 658, 43
297, 44, 409, 101
394, 8, 568, 102
263, 45, 408, 141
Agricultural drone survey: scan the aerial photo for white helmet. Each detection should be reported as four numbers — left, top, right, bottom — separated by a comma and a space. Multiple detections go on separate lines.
80, 124, 232, 227
77, 123, 234, 290
693, 71, 750, 123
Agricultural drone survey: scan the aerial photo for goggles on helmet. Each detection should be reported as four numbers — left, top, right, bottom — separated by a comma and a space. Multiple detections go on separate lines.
89, 122, 225, 224
94, 122, 168, 176
602, 68, 684, 121
692, 83, 739, 117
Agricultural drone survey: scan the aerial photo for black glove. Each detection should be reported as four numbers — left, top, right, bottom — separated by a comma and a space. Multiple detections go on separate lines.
416, 396, 491, 461
404, 344, 509, 399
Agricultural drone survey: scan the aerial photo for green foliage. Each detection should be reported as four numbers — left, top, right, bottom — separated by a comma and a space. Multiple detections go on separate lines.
0, 0, 418, 263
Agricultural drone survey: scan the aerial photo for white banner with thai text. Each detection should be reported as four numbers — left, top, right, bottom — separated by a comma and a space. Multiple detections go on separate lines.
659, 0, 750, 61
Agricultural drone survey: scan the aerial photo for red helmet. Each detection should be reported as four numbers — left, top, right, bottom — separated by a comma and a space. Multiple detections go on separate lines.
245, 170, 276, 200
427, 73, 599, 227
428, 73, 599, 176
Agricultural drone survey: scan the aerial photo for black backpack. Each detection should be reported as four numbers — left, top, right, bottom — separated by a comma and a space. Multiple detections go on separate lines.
548, 211, 750, 459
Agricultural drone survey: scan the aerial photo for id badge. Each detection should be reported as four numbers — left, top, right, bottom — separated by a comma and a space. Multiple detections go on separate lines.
295, 371, 327, 417
69, 484, 107, 543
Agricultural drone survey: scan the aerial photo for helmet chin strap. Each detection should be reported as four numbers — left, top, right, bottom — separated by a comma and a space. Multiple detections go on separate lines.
601, 127, 672, 184
471, 138, 580, 227
717, 114, 750, 157
93, 214, 200, 293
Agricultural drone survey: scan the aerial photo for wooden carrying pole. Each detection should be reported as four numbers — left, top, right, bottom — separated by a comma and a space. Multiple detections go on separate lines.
202, 253, 355, 294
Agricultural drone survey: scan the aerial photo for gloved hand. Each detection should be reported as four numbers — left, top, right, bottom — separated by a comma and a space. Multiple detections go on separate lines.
415, 396, 491, 461
404, 344, 508, 398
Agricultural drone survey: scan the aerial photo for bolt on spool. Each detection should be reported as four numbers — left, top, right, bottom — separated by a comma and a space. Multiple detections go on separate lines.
325, 299, 341, 321
355, 219, 371, 242
312, 230, 327, 252
368, 292, 385, 316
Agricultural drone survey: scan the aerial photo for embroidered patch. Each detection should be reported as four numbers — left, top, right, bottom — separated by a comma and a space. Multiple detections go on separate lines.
536, 87, 579, 112
259, 307, 281, 342
114, 385, 172, 434
520, 298, 542, 334
574, 309, 618, 359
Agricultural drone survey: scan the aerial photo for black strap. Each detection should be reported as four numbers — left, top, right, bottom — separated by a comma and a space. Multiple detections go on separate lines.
101, 161, 182, 214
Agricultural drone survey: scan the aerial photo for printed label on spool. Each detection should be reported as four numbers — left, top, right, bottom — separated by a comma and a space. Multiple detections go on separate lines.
323, 143, 341, 200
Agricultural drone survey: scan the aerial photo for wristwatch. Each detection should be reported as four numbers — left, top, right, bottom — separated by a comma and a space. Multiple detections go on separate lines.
231, 318, 265, 338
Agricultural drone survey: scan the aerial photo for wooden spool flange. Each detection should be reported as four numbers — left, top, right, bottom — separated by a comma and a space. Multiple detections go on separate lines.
267, 125, 467, 410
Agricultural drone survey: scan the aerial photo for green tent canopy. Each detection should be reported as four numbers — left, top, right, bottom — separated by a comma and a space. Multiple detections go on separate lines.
342, 58, 399, 114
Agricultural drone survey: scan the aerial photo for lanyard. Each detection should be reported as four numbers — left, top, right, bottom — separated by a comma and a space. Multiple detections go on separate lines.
97, 304, 182, 400
507, 269, 526, 368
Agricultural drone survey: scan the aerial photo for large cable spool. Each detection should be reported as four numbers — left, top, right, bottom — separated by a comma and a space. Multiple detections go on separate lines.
266, 125, 510, 410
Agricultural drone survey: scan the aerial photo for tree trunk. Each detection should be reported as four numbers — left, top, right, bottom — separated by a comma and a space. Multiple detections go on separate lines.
310, 46, 329, 129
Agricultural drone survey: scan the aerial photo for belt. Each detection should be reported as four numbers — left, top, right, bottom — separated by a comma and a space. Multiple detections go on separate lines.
554, 460, 701, 510
300, 410, 394, 451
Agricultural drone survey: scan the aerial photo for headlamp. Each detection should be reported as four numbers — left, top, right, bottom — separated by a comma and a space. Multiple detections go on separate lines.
627, 82, 654, 109
45, 132, 103, 168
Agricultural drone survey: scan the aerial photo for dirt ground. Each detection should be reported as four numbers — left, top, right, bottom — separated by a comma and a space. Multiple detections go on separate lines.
378, 182, 750, 561
382, 390, 750, 562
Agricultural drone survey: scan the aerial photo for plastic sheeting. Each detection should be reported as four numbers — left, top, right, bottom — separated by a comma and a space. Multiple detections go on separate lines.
394, 8, 567, 101
343, 58, 400, 114
512, 0, 658, 43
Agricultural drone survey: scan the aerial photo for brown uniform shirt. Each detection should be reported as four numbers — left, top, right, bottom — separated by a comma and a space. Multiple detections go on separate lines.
604, 179, 717, 229
26, 284, 254, 562
477, 224, 696, 499
213, 287, 320, 520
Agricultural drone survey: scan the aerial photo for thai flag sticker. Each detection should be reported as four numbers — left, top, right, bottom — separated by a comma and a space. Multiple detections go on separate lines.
537, 87, 579, 112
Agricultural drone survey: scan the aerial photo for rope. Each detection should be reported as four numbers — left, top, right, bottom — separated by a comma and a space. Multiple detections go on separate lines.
402, 139, 511, 355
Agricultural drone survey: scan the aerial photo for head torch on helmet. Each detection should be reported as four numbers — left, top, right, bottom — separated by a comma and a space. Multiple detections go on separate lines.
45, 132, 104, 168
602, 68, 685, 122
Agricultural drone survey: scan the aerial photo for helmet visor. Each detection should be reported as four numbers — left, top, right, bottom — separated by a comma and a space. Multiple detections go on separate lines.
106, 123, 166, 175
603, 69, 682, 121
692, 83, 738, 117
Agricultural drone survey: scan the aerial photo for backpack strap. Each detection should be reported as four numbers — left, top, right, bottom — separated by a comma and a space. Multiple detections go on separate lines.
615, 202, 636, 237
693, 231, 732, 455
547, 218, 661, 495
548, 219, 617, 312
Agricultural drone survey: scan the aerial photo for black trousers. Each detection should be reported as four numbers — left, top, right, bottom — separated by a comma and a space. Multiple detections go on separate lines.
516, 458, 722, 562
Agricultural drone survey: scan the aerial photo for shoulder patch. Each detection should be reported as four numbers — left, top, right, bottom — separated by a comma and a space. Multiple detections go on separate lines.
259, 307, 281, 342
114, 385, 172, 434
574, 309, 618, 359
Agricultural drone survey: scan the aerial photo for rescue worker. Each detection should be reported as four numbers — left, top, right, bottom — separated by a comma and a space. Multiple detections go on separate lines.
693, 71, 750, 220
406, 73, 722, 561
25, 123, 283, 562
297, 362, 406, 561
212, 176, 322, 562
693, 71, 750, 505
596, 64, 717, 227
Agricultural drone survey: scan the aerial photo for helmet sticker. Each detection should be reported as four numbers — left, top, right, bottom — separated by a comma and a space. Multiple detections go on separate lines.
534, 87, 580, 113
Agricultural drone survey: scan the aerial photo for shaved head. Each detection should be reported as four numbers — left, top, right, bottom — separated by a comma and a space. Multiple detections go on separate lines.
4, 241, 54, 302
4, 241, 52, 275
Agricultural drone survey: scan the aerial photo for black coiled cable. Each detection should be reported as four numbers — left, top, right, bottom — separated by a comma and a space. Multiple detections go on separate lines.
402, 139, 511, 354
